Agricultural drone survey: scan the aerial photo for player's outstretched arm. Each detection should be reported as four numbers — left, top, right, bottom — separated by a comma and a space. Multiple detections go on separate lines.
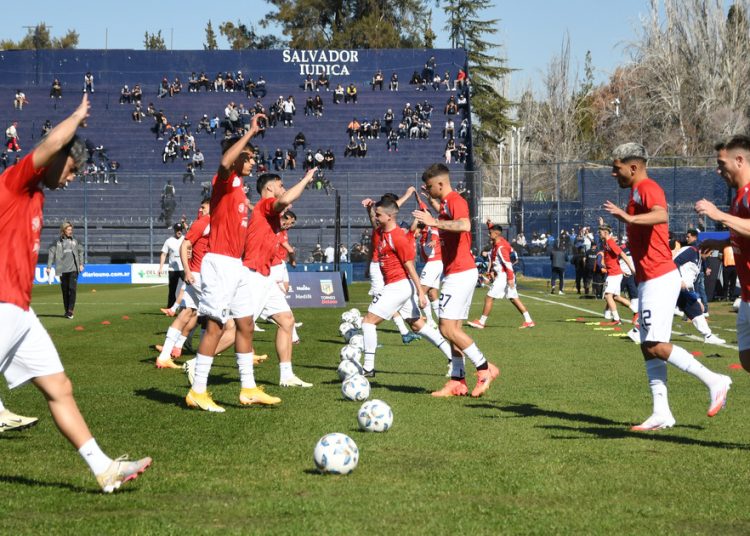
604, 200, 668, 226
696, 198, 750, 238
33, 94, 89, 170
218, 113, 266, 180
180, 239, 195, 285
274, 167, 316, 212
395, 186, 416, 208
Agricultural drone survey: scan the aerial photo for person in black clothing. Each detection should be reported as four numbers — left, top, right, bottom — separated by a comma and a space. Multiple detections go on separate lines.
583, 244, 597, 296
550, 246, 567, 294
46, 221, 85, 319
572, 246, 586, 295
293, 132, 306, 151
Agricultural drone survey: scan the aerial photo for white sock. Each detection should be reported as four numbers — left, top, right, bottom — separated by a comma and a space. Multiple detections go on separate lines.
613, 310, 620, 322
175, 334, 187, 349
422, 305, 434, 323
0, 398, 6, 412
279, 361, 293, 382
431, 300, 440, 318
451, 355, 466, 379
604, 309, 612, 320
522, 311, 532, 323
237, 352, 256, 389
363, 322, 377, 371
170, 302, 178, 313
645, 359, 671, 416
78, 438, 113, 475
462, 343, 487, 369
292, 325, 300, 343
392, 315, 409, 336
479, 315, 488, 324
158, 327, 181, 360
667, 345, 721, 387
417, 324, 452, 360
630, 299, 639, 314
191, 353, 214, 394
692, 315, 712, 337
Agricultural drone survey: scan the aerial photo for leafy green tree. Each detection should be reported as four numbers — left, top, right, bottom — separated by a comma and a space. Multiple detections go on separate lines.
0, 23, 78, 50
144, 30, 167, 50
204, 20, 219, 50
218, 20, 282, 49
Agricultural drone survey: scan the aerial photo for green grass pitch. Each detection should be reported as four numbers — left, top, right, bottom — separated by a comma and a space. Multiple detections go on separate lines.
1, 279, 749, 535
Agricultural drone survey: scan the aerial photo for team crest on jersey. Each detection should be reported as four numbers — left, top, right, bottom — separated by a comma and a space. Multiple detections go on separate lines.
232, 176, 241, 188
238, 202, 246, 214
31, 217, 41, 232
320, 279, 334, 295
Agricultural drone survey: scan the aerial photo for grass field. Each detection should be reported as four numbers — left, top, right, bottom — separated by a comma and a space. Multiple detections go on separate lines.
2, 278, 750, 535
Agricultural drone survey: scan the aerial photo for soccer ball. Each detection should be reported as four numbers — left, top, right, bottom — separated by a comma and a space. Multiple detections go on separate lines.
313, 433, 359, 475
337, 359, 363, 381
351, 316, 363, 329
341, 308, 362, 324
357, 399, 393, 432
340, 345, 362, 363
339, 321, 355, 338
342, 374, 370, 401
348, 334, 364, 351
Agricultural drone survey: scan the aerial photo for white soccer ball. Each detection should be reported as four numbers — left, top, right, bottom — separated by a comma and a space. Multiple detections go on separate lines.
351, 316, 363, 329
340, 345, 362, 363
339, 321, 355, 338
313, 433, 359, 475
337, 359, 363, 381
348, 334, 364, 351
342, 374, 370, 401
357, 399, 393, 432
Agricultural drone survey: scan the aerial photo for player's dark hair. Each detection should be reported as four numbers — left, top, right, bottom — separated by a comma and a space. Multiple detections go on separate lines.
220, 136, 257, 155
256, 173, 281, 194
63, 135, 87, 171
381, 192, 398, 202
201, 196, 211, 205
422, 163, 450, 182
284, 210, 297, 220
716, 135, 750, 153
375, 197, 399, 214
490, 224, 503, 233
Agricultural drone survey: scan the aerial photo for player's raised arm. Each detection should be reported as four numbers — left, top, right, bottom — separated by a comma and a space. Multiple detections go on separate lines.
218, 113, 266, 180
33, 94, 89, 170
395, 186, 417, 208
274, 167, 316, 212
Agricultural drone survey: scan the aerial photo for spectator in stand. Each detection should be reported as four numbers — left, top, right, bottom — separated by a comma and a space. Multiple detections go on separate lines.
236, 70, 245, 88
198, 71, 211, 91
285, 148, 297, 170
347, 118, 361, 137
357, 137, 368, 158
224, 72, 235, 92
324, 244, 335, 263
445, 95, 458, 115
304, 96, 315, 117
324, 148, 335, 170
443, 118, 455, 139
384, 108, 394, 132
107, 160, 120, 184
293, 131, 306, 151
361, 119, 372, 139
444, 138, 456, 164
182, 162, 196, 183
457, 93, 468, 113
5, 121, 20, 152
345, 83, 358, 104
129, 82, 142, 103
162, 138, 178, 163
1, 150, 9, 170
459, 117, 469, 139
303, 74, 315, 91
389, 72, 399, 91
83, 72, 94, 93
14, 90, 28, 110
169, 77, 182, 97
50, 79, 62, 99
344, 137, 358, 157
282, 96, 296, 127
41, 120, 52, 138
454, 68, 467, 91
188, 72, 199, 92
441, 71, 451, 91
192, 148, 204, 170
313, 94, 324, 117
252, 75, 267, 98
46, 222, 85, 319
457, 142, 468, 163
213, 72, 224, 92
333, 83, 344, 104
387, 129, 399, 152
303, 149, 314, 170
371, 118, 381, 139
317, 73, 329, 91
157, 77, 169, 98
431, 72, 442, 91
273, 147, 284, 171
409, 70, 424, 89
119, 85, 132, 104
146, 102, 156, 117
425, 55, 436, 81
372, 70, 384, 90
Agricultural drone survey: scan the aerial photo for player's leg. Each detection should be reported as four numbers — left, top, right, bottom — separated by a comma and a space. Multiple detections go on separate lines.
270, 300, 311, 387
681, 292, 724, 345
469, 274, 502, 328
156, 308, 193, 369
427, 287, 440, 324
510, 297, 535, 328
737, 301, 750, 373
408, 314, 452, 367
363, 280, 411, 375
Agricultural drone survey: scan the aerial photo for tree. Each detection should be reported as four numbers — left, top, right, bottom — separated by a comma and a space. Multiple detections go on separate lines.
261, 0, 430, 49
204, 20, 219, 50
0, 23, 78, 50
218, 20, 282, 49
144, 30, 167, 51
441, 0, 514, 164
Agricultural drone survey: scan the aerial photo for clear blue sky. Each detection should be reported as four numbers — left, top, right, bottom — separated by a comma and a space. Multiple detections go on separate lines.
2, 0, 653, 96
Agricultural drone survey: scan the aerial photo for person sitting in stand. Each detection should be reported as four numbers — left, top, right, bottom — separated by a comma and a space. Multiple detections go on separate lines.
445, 95, 458, 114
361, 119, 372, 139
313, 94, 324, 117
132, 103, 144, 122
213, 72, 224, 92
443, 118, 455, 139
170, 77, 182, 97
223, 72, 235, 92
357, 137, 367, 158
371, 118, 381, 139
157, 77, 169, 99
317, 73, 330, 91
188, 72, 199, 92
324, 148, 335, 170
303, 74, 316, 91
131, 83, 142, 104
441, 71, 451, 91
197, 71, 211, 91
14, 90, 28, 110
41, 120, 52, 137
387, 129, 399, 152
273, 147, 284, 171
459, 117, 469, 138
444, 138, 457, 163
372, 70, 384, 90
347, 117, 360, 137
344, 137, 358, 157
333, 83, 344, 104
50, 79, 62, 99
119, 85, 132, 104
304, 96, 315, 117
235, 70, 244, 88
182, 162, 196, 183
389, 72, 399, 91
293, 131, 307, 152
285, 148, 296, 170
384, 108, 395, 132
303, 149, 315, 170
457, 93, 468, 113
409, 70, 423, 88
252, 75, 267, 98
454, 68, 467, 91
431, 72, 442, 91
344, 83, 358, 104
192, 148, 204, 170
457, 142, 468, 163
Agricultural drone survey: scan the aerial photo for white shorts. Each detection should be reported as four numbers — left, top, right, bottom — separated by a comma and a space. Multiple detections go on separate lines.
369, 262, 385, 296
259, 273, 292, 318
440, 268, 478, 320
604, 274, 623, 296
419, 260, 443, 289
369, 279, 421, 320
0, 304, 65, 389
270, 261, 289, 288
487, 272, 518, 300
736, 300, 750, 352
637, 269, 680, 344
198, 253, 256, 323
181, 272, 202, 310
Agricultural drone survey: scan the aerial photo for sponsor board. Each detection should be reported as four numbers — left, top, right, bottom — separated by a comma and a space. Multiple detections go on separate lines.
130, 263, 169, 284
34, 264, 132, 285
286, 272, 345, 308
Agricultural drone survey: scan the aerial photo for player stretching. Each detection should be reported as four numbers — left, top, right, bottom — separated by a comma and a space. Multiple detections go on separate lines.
468, 220, 535, 329
361, 198, 454, 377
413, 163, 500, 398
0, 95, 151, 491
186, 115, 269, 412
244, 172, 317, 388
696, 135, 750, 373
598, 223, 636, 325
412, 197, 443, 328
604, 143, 731, 431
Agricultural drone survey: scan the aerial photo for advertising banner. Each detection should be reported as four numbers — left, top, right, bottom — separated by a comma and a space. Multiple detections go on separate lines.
34, 264, 131, 285
130, 264, 169, 284
286, 272, 346, 308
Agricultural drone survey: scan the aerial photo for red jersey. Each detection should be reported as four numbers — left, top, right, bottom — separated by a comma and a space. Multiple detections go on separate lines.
439, 191, 474, 275
208, 172, 248, 258
271, 229, 289, 266
377, 226, 415, 285
730, 183, 750, 301
370, 228, 380, 263
418, 226, 442, 262
602, 237, 623, 276
490, 236, 515, 283
185, 214, 210, 273
626, 178, 675, 283
0, 152, 46, 310
243, 197, 281, 276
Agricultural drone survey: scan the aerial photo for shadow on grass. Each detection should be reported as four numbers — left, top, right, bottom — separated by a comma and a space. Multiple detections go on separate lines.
540, 424, 750, 450
134, 388, 190, 408
372, 382, 430, 395
468, 402, 629, 426
318, 339, 347, 345
36, 314, 66, 319
0, 474, 109, 494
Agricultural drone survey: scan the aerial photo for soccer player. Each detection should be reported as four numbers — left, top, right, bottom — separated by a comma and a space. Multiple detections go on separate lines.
243, 171, 317, 388
0, 399, 37, 432
0, 94, 151, 491
186, 115, 269, 413
412, 198, 443, 327
468, 221, 535, 329
413, 163, 500, 398
361, 198, 454, 377
597, 224, 636, 325
695, 134, 750, 373
604, 142, 731, 431
264, 210, 302, 344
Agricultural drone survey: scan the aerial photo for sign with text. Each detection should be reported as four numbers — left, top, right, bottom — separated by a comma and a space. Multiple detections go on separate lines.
131, 263, 169, 284
286, 272, 346, 308
34, 264, 132, 285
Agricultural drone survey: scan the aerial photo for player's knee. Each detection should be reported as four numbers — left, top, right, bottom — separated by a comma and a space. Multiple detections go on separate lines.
640, 342, 668, 360
274, 312, 294, 330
